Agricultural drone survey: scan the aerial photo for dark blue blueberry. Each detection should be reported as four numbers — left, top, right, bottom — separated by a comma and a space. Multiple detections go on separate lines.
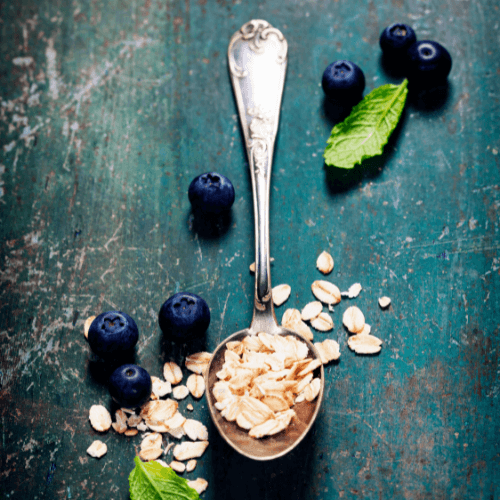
188, 172, 235, 214
88, 311, 139, 358
321, 60, 365, 102
108, 364, 152, 408
379, 23, 417, 61
159, 292, 210, 342
407, 40, 452, 86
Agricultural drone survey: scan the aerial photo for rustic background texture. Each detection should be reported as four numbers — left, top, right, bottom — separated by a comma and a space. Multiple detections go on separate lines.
1, 0, 499, 498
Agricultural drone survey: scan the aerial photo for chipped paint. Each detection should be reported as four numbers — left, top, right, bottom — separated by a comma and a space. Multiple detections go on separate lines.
12, 56, 35, 67
45, 38, 59, 100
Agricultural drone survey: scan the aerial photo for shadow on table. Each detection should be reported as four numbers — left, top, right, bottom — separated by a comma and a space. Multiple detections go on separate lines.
407, 80, 452, 114
187, 209, 234, 240
207, 419, 321, 499
159, 332, 209, 367
321, 94, 407, 195
321, 95, 358, 126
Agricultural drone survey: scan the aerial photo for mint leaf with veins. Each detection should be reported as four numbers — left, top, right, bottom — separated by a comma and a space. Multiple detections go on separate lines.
324, 79, 408, 169
129, 457, 200, 500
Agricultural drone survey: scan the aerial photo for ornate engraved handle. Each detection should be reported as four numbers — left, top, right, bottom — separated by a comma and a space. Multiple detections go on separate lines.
228, 20, 288, 331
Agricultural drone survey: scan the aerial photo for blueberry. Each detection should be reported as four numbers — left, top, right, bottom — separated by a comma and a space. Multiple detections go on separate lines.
108, 364, 152, 408
159, 292, 210, 342
88, 311, 139, 358
379, 23, 417, 61
407, 40, 452, 86
188, 172, 235, 214
321, 60, 365, 102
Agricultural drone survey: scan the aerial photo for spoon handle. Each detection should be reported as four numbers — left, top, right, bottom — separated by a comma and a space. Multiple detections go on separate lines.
228, 20, 288, 332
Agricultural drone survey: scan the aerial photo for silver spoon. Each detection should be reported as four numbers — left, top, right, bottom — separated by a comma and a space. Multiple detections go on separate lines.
205, 20, 324, 461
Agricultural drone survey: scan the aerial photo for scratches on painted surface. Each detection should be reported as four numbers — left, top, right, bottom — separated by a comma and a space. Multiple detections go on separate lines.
45, 38, 59, 101
103, 221, 123, 251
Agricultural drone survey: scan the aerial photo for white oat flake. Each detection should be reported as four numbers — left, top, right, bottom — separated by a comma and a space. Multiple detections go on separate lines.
87, 440, 107, 458
187, 478, 208, 494
341, 283, 362, 299
316, 251, 334, 274
379, 296, 391, 309
89, 405, 112, 433
272, 284, 291, 307
163, 362, 183, 385
172, 385, 189, 400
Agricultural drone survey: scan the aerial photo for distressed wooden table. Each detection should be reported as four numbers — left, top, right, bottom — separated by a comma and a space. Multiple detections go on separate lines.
1, 1, 499, 499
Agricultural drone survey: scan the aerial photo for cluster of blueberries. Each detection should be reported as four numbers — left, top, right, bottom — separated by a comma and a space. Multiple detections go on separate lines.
87, 175, 234, 409
322, 22, 452, 105
88, 293, 212, 408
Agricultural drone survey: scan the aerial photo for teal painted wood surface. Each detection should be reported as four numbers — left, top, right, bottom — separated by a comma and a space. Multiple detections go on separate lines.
1, 0, 499, 498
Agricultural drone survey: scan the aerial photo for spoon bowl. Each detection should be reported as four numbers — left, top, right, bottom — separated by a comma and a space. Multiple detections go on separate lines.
205, 19, 325, 461
206, 326, 324, 460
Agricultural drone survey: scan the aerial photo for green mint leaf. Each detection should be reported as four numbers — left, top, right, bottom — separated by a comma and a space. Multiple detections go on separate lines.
324, 79, 408, 169
129, 457, 200, 500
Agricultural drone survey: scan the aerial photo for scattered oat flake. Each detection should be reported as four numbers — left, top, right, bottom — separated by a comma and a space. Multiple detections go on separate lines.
112, 421, 127, 434
342, 306, 365, 333
379, 296, 391, 309
348, 334, 382, 354
282, 308, 301, 326
89, 405, 112, 432
172, 385, 190, 400
127, 414, 143, 428
186, 374, 205, 399
170, 461, 186, 473
141, 399, 178, 424
115, 409, 128, 427
310, 312, 334, 332
139, 446, 164, 461
173, 441, 209, 461
163, 362, 183, 385
185, 352, 212, 375
291, 320, 314, 341
282, 309, 314, 340
186, 459, 197, 472
311, 280, 341, 305
83, 315, 95, 339
159, 411, 187, 433
301, 301, 323, 321
183, 419, 209, 441
124, 428, 139, 437
167, 426, 186, 440
141, 432, 162, 450
151, 376, 172, 397
272, 284, 291, 306
314, 339, 340, 363
187, 478, 208, 494
87, 440, 107, 458
186, 404, 194, 411
316, 251, 334, 274
345, 283, 362, 298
